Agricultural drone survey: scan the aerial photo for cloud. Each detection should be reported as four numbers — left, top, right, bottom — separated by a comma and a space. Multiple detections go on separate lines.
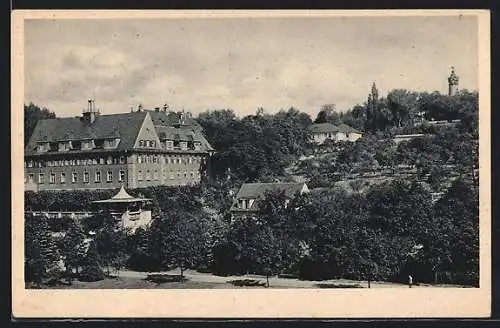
24, 15, 478, 118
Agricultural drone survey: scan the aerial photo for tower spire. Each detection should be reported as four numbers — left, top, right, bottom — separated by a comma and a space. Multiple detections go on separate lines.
447, 66, 459, 96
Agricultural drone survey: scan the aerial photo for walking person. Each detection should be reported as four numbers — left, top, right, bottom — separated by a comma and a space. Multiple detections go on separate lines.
408, 274, 413, 288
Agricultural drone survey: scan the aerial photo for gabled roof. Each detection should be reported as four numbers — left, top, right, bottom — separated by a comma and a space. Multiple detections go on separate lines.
146, 109, 202, 130
25, 111, 148, 155
309, 123, 360, 134
230, 182, 308, 212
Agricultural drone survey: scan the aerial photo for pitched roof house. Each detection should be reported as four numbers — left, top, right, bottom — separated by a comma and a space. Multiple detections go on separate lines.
230, 182, 309, 216
309, 122, 362, 144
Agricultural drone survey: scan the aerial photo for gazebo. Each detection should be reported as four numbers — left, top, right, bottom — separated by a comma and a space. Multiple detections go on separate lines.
92, 186, 152, 231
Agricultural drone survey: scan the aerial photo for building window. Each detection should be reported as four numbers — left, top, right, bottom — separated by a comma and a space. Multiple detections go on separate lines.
72, 172, 77, 183
50, 173, 56, 184
107, 157, 113, 165
137, 155, 142, 164
146, 170, 151, 181
169, 171, 174, 180
138, 171, 143, 181
188, 157, 193, 164
119, 170, 125, 181
83, 172, 89, 183
95, 171, 101, 183
180, 141, 188, 150
107, 171, 113, 182
153, 155, 158, 164
190, 171, 194, 179
139, 140, 144, 147
60, 172, 66, 184
93, 159, 98, 165
119, 156, 126, 164
154, 170, 159, 180
99, 158, 104, 165
184, 172, 188, 178
38, 173, 44, 184
176, 171, 181, 179
28, 174, 34, 184
166, 141, 173, 150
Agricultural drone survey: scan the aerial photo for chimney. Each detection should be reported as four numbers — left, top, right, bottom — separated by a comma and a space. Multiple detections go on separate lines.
82, 98, 99, 124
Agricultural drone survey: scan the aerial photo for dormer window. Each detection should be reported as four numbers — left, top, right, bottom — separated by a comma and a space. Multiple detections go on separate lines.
166, 141, 174, 150
36, 142, 49, 153
238, 199, 247, 209
82, 140, 94, 150
104, 138, 120, 149
194, 142, 201, 150
180, 141, 188, 150
58, 141, 72, 152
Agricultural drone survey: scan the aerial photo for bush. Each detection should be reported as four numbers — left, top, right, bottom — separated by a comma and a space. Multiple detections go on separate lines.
126, 249, 162, 272
79, 264, 105, 282
228, 279, 266, 287
145, 274, 185, 284
79, 240, 105, 282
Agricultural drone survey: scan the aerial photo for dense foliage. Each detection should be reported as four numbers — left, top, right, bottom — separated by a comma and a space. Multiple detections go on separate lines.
197, 107, 313, 183
24, 86, 479, 287
24, 102, 56, 146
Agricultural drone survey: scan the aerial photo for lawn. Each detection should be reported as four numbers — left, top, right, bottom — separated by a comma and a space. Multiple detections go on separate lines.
28, 269, 474, 289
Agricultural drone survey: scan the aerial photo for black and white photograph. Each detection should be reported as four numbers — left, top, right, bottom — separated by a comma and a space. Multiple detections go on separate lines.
12, 10, 490, 318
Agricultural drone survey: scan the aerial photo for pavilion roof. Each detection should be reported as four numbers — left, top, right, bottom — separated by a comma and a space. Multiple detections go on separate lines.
92, 186, 151, 204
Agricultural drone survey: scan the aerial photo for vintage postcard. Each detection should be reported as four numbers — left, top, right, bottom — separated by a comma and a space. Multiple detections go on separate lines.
11, 9, 491, 318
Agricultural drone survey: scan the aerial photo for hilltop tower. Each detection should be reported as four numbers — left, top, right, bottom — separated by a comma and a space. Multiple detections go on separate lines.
447, 66, 459, 96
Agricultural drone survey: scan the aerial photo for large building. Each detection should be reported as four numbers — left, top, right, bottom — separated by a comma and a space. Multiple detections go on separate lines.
24, 100, 214, 191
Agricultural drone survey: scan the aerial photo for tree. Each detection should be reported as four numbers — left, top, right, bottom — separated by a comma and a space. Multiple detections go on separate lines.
80, 240, 105, 282
95, 218, 128, 277
386, 89, 419, 128
59, 218, 87, 278
24, 102, 56, 146
162, 214, 206, 279
314, 104, 340, 125
248, 225, 284, 288
431, 178, 479, 285
25, 213, 61, 285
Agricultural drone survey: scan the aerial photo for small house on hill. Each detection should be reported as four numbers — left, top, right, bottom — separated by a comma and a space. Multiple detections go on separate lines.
309, 123, 362, 144
230, 182, 309, 219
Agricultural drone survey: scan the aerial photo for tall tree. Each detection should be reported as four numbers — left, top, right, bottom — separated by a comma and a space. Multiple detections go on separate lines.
25, 213, 61, 285
24, 102, 56, 146
314, 104, 340, 125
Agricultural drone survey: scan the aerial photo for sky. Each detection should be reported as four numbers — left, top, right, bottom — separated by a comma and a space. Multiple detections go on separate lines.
24, 14, 479, 119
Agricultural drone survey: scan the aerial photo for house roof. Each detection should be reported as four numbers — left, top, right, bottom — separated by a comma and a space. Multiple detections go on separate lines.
92, 186, 151, 203
146, 109, 202, 131
230, 182, 308, 212
309, 123, 360, 134
25, 109, 214, 155
25, 111, 147, 155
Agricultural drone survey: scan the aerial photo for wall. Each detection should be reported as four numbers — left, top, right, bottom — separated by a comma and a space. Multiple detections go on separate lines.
25, 155, 129, 191
25, 151, 210, 191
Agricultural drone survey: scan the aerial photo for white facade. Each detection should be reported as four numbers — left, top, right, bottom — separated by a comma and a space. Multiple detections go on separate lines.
312, 131, 362, 144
